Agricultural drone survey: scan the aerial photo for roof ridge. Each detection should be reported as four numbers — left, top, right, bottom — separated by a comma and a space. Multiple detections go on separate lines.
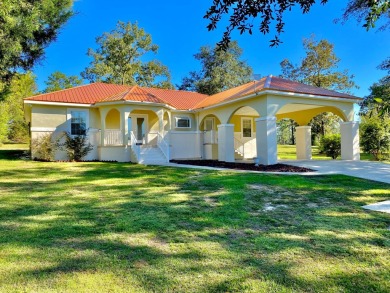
268, 76, 358, 98
264, 75, 273, 88
141, 86, 209, 96
102, 88, 133, 102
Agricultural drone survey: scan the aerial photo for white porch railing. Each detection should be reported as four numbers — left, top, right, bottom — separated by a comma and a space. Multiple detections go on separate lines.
203, 130, 218, 144
157, 132, 170, 161
130, 131, 140, 162
104, 129, 123, 145
234, 137, 245, 157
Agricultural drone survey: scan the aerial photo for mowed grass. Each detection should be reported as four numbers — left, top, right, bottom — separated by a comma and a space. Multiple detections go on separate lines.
278, 144, 379, 161
0, 148, 389, 292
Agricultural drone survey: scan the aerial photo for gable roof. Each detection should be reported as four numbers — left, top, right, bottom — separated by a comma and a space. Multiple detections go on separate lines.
193, 76, 359, 109
144, 87, 208, 110
25, 82, 208, 110
24, 76, 359, 111
100, 86, 165, 104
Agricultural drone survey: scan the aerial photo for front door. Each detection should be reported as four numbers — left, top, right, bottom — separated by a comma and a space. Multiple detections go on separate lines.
130, 115, 148, 144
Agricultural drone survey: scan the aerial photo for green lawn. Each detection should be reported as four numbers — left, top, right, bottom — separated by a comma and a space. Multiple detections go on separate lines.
278, 144, 379, 161
0, 147, 389, 292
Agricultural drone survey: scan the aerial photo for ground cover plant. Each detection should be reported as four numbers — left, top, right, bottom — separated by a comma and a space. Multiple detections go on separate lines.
0, 146, 389, 292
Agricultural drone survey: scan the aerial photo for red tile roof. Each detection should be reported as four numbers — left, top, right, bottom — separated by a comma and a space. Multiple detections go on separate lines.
24, 77, 359, 110
24, 83, 131, 104
194, 76, 359, 109
100, 86, 165, 104
143, 87, 208, 110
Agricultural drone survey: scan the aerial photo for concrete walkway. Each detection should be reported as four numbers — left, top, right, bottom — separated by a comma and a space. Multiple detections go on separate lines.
363, 200, 390, 214
281, 160, 390, 185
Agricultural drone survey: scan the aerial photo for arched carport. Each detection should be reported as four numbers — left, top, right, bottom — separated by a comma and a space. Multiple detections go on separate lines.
195, 77, 360, 165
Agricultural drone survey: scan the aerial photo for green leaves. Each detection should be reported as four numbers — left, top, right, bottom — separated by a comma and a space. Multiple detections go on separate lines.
179, 41, 253, 95
360, 58, 390, 117
0, 72, 37, 144
0, 0, 73, 92
44, 71, 82, 93
81, 21, 172, 88
280, 36, 357, 92
205, 0, 388, 50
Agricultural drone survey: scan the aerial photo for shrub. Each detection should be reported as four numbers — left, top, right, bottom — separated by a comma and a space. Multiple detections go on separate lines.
360, 117, 390, 160
31, 133, 59, 161
320, 134, 341, 159
59, 132, 93, 161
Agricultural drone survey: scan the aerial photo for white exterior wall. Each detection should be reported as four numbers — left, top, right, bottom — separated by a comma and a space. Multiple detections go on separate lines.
98, 146, 131, 162
170, 131, 201, 159
234, 132, 257, 159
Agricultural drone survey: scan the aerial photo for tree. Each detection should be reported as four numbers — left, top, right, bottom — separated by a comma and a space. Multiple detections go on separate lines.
204, 0, 389, 49
360, 115, 390, 160
59, 132, 93, 161
81, 21, 173, 88
360, 58, 390, 117
277, 119, 298, 145
0, 0, 73, 97
179, 41, 253, 95
319, 134, 341, 159
279, 37, 356, 143
280, 37, 357, 92
45, 71, 82, 92
6, 72, 37, 143
0, 103, 9, 145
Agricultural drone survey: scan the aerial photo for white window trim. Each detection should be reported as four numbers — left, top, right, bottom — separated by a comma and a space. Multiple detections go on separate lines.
67, 108, 89, 136
241, 117, 253, 138
175, 116, 191, 129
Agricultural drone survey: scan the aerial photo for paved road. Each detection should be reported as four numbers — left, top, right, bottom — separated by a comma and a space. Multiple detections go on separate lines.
282, 160, 390, 185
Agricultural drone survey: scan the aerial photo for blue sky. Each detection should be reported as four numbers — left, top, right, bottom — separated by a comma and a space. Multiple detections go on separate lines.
33, 0, 389, 97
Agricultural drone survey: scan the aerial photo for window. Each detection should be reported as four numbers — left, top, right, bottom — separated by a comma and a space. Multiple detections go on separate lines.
69, 110, 88, 135
175, 117, 191, 128
242, 118, 252, 138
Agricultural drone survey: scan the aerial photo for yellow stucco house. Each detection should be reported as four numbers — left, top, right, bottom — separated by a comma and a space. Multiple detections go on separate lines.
24, 75, 361, 165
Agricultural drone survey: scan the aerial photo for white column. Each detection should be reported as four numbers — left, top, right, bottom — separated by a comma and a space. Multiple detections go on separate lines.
255, 117, 277, 165
156, 109, 164, 133
340, 121, 360, 160
99, 108, 108, 146
121, 107, 132, 146
296, 126, 312, 160
217, 124, 234, 162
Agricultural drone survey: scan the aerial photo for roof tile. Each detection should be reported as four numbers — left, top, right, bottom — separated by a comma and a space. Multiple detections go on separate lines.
24, 77, 359, 110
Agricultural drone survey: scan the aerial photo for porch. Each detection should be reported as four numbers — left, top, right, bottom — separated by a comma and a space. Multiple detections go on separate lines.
95, 106, 171, 163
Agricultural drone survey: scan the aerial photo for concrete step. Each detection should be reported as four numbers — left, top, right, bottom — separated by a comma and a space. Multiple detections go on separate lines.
137, 145, 167, 164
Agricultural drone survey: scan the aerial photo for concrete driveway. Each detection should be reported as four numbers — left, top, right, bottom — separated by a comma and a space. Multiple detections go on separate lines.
282, 160, 390, 185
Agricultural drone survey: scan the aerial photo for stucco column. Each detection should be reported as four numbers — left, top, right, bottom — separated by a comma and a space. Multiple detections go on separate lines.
156, 109, 164, 133
340, 121, 360, 160
99, 108, 109, 147
255, 116, 277, 165
121, 107, 132, 146
296, 126, 312, 160
217, 124, 234, 162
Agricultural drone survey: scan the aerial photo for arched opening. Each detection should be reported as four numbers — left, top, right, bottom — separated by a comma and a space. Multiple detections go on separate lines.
199, 114, 221, 160
104, 108, 121, 145
129, 109, 158, 145
105, 109, 120, 129
228, 106, 260, 160
309, 112, 344, 146
308, 111, 344, 160
275, 104, 347, 160
276, 118, 299, 160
